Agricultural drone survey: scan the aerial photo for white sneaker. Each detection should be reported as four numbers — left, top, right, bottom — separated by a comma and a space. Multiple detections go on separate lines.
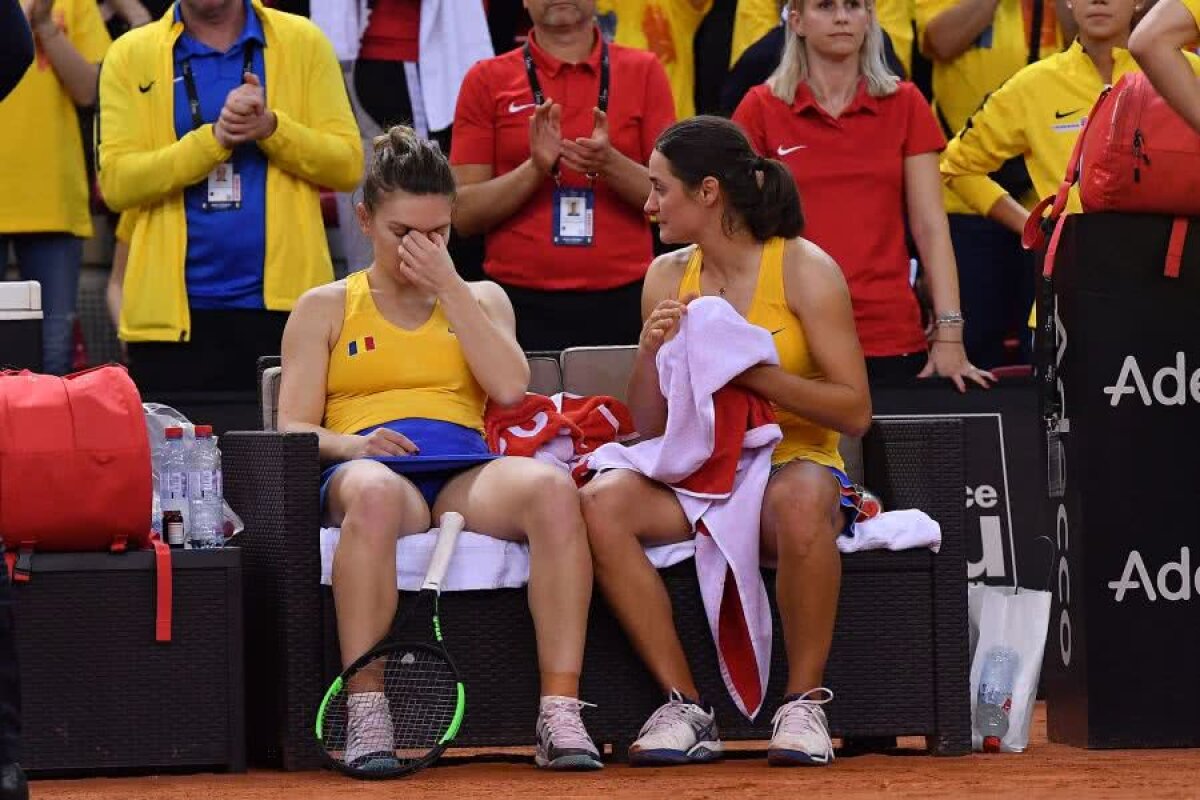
535, 696, 603, 770
628, 690, 723, 766
344, 691, 399, 771
768, 688, 835, 766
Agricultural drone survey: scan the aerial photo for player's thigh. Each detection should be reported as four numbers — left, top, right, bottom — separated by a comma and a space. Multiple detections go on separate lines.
430, 456, 580, 541
324, 459, 431, 533
581, 468, 693, 547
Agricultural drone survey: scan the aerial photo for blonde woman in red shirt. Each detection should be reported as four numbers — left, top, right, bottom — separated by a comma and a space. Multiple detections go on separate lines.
733, 0, 992, 390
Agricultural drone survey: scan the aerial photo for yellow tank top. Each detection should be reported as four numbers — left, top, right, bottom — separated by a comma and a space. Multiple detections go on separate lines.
679, 238, 843, 469
323, 270, 487, 435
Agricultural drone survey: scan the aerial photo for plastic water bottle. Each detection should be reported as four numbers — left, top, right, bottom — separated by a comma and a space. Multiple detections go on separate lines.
150, 471, 163, 540
187, 425, 224, 549
160, 427, 189, 548
977, 645, 1020, 752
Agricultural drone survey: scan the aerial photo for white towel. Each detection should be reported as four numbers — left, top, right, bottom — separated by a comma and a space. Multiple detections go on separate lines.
309, 0, 372, 62
319, 528, 698, 592
838, 509, 942, 554
417, 0, 493, 133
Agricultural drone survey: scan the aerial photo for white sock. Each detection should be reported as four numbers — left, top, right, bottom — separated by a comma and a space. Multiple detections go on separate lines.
345, 691, 394, 765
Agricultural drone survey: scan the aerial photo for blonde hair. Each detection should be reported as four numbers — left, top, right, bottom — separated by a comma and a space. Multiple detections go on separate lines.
767, 0, 900, 104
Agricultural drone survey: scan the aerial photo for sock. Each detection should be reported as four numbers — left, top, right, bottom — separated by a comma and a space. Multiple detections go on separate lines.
345, 691, 394, 765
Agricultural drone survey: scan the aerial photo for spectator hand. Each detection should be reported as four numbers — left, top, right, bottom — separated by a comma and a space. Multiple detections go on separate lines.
528, 99, 563, 176
638, 294, 697, 356
396, 231, 462, 298
919, 340, 995, 392
560, 107, 613, 178
345, 428, 420, 459
215, 73, 275, 148
27, 0, 54, 34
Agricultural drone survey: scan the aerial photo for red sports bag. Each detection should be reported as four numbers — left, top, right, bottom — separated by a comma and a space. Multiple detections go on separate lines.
0, 365, 172, 641
1024, 72, 1200, 277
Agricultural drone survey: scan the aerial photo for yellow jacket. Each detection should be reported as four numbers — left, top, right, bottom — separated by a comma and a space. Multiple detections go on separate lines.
940, 42, 1200, 216
98, 0, 362, 343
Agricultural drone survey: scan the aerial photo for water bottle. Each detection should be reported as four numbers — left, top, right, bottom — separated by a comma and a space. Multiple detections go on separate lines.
160, 427, 189, 548
976, 645, 1020, 752
150, 471, 163, 540
187, 425, 224, 549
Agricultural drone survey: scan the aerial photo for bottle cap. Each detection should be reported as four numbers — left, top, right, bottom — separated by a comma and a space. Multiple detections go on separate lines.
165, 427, 183, 439
982, 735, 1002, 753
194, 425, 213, 437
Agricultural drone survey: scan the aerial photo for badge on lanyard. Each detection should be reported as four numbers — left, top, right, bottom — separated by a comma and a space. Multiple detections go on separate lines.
524, 39, 609, 249
205, 162, 242, 211
553, 186, 595, 246
183, 43, 256, 212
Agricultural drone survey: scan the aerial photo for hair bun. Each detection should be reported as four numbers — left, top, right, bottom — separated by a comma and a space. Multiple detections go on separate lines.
373, 125, 420, 156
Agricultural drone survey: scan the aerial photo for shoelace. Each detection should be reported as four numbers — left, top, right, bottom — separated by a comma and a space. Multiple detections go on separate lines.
771, 687, 834, 746
637, 690, 702, 739
541, 697, 597, 750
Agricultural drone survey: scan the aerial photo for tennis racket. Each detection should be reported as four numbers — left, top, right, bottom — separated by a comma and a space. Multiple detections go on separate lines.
316, 511, 467, 779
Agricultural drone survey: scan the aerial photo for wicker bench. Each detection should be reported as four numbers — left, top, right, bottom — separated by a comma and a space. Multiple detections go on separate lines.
225, 350, 968, 769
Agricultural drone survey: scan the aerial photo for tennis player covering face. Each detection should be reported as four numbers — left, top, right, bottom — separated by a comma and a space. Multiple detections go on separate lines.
582, 116, 872, 767
277, 126, 602, 772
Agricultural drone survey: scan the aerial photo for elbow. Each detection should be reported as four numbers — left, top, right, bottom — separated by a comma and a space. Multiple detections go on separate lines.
97, 171, 132, 212
1128, 29, 1154, 63
922, 30, 960, 63
847, 398, 873, 438
489, 385, 528, 408
451, 206, 484, 238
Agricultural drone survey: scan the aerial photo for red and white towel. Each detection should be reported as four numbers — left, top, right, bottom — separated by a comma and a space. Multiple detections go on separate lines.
586, 297, 782, 720
485, 392, 637, 482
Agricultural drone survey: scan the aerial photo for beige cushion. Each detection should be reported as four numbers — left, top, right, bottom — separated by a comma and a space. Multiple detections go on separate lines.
262, 366, 282, 432
559, 345, 639, 404
527, 356, 563, 396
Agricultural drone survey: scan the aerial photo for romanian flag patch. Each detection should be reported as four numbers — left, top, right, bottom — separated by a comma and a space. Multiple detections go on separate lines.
347, 336, 376, 356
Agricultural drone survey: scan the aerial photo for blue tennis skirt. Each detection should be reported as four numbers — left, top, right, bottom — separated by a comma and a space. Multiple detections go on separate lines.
320, 418, 500, 513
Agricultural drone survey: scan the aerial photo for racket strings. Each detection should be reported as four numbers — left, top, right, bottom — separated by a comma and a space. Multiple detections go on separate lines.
321, 646, 459, 770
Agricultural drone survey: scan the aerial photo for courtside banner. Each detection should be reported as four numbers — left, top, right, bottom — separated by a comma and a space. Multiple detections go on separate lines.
1040, 212, 1200, 749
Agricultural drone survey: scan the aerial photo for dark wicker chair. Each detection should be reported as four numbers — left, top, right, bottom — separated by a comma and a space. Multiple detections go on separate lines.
225, 356, 968, 769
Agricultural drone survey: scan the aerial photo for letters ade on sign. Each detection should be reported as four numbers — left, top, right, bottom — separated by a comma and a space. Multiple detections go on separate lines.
1041, 212, 1200, 750
871, 379, 1043, 590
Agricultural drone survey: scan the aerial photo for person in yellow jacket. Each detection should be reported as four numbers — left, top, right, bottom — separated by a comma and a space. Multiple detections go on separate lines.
1130, 0, 1200, 134
596, 0, 713, 118
916, 0, 1065, 367
0, 0, 111, 376
98, 0, 361, 392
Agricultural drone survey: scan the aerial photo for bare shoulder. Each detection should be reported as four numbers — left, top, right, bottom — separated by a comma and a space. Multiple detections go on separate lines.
293, 279, 348, 318
646, 245, 693, 288
781, 238, 852, 305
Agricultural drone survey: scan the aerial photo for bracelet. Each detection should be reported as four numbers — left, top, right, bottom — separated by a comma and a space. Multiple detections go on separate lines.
935, 311, 965, 327
931, 338, 963, 345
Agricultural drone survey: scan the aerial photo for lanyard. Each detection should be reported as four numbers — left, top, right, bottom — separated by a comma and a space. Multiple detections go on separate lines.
522, 39, 609, 183
521, 39, 610, 112
181, 43, 257, 131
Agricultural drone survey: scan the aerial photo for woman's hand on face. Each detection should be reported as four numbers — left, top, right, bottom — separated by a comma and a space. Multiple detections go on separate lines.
396, 231, 462, 298
919, 340, 996, 392
638, 294, 698, 356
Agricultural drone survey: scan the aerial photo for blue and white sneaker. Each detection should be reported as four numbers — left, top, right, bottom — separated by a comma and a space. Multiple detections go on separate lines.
628, 690, 723, 766
535, 696, 604, 770
344, 691, 400, 772
768, 688, 835, 766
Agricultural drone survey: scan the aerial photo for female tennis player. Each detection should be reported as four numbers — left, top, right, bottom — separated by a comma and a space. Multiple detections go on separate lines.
582, 116, 872, 767
278, 125, 601, 772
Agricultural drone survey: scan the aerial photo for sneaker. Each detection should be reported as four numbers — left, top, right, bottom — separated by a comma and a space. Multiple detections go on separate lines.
768, 687, 835, 766
344, 691, 400, 772
535, 696, 603, 770
628, 690, 723, 766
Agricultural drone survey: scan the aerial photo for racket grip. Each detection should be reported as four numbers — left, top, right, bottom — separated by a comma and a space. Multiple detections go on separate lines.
422, 511, 465, 592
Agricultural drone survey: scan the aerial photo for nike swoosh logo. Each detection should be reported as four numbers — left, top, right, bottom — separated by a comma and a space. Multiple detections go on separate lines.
1054, 108, 1082, 119
777, 145, 807, 156
508, 101, 537, 114
138, 81, 155, 93
770, 327, 786, 336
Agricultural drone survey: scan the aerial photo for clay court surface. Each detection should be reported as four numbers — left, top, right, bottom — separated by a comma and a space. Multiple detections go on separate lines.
31, 706, 1200, 799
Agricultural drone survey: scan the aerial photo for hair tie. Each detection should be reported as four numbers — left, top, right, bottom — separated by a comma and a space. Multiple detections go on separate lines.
754, 157, 767, 171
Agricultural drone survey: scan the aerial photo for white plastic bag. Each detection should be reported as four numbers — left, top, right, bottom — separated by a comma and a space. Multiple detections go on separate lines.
967, 584, 1051, 753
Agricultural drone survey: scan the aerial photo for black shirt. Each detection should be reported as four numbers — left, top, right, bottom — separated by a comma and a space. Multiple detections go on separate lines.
0, 0, 34, 102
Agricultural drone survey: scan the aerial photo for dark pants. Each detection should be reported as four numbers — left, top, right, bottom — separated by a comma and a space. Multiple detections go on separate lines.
866, 352, 926, 385
127, 309, 288, 393
0, 564, 19, 764
498, 280, 644, 353
947, 214, 1035, 369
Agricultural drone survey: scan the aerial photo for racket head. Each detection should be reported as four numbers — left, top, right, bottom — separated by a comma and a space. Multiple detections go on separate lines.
315, 639, 465, 780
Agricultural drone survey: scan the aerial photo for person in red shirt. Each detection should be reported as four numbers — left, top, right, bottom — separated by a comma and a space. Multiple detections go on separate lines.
733, 0, 991, 389
451, 0, 676, 351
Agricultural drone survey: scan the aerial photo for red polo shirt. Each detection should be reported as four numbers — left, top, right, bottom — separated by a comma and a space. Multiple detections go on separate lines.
359, 0, 420, 62
451, 29, 675, 291
733, 80, 945, 357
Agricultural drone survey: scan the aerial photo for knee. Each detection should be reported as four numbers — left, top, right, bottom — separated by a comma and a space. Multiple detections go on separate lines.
765, 465, 839, 559
521, 468, 585, 541
579, 473, 636, 548
342, 474, 418, 547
